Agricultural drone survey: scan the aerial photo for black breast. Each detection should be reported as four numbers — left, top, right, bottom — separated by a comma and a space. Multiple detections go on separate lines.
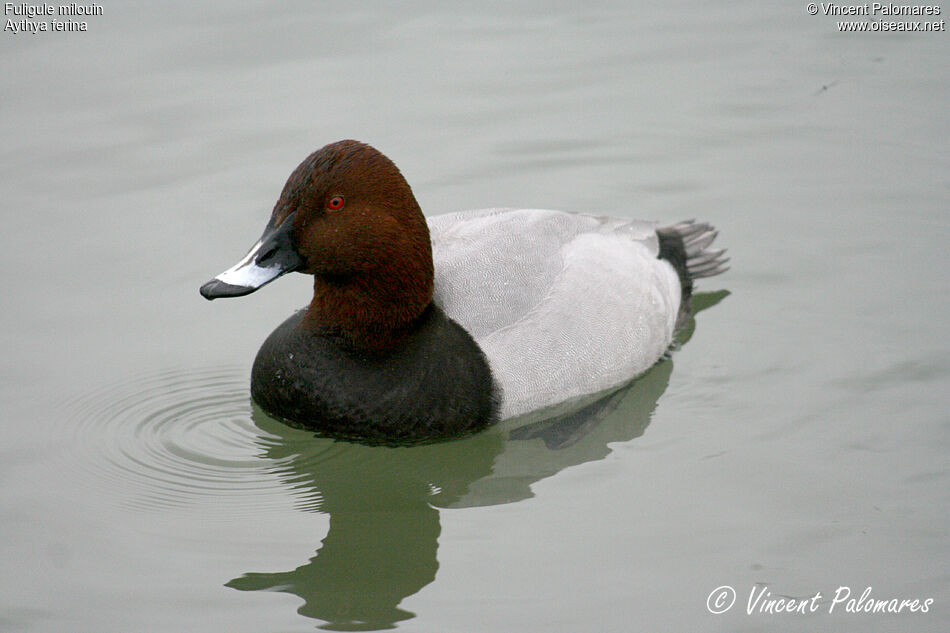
250, 304, 498, 444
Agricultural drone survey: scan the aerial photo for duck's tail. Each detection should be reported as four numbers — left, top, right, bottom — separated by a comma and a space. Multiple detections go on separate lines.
657, 219, 729, 298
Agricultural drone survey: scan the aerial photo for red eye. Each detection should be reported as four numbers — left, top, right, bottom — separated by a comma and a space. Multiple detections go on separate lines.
327, 195, 345, 210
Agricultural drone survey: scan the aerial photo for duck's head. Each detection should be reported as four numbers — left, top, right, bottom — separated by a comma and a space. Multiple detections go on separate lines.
200, 141, 434, 347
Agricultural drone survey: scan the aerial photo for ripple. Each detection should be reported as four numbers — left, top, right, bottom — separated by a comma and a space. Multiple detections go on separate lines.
59, 367, 308, 516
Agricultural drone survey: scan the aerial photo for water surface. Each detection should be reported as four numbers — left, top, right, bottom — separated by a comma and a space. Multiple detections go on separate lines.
2, 2, 948, 631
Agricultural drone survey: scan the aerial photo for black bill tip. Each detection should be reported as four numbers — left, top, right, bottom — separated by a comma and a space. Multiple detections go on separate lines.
199, 279, 256, 300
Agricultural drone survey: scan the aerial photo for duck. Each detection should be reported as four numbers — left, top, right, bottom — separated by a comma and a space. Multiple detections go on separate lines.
200, 140, 728, 444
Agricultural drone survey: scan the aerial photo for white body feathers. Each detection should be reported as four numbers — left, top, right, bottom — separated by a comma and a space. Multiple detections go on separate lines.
429, 208, 682, 420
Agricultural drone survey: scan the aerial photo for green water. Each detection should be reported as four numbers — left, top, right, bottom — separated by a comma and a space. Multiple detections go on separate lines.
1, 2, 948, 631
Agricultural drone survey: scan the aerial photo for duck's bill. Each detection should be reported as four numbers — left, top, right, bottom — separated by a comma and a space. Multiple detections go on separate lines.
200, 213, 303, 300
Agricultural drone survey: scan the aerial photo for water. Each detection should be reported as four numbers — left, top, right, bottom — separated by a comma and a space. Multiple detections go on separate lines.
2, 2, 948, 631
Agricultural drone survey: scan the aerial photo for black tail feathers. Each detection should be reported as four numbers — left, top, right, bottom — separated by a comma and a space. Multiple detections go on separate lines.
657, 220, 729, 299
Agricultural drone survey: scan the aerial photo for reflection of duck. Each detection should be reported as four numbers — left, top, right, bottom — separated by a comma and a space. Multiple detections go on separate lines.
463, 290, 726, 507
225, 290, 725, 630
227, 416, 503, 630
201, 140, 728, 443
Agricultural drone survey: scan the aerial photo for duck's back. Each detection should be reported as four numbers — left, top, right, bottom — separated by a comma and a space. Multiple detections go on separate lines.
428, 208, 681, 420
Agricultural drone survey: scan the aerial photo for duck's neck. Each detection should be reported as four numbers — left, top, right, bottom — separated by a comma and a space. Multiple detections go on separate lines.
302, 248, 435, 352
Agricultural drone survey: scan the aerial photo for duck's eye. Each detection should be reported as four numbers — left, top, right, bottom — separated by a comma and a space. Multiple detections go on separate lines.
327, 195, 345, 210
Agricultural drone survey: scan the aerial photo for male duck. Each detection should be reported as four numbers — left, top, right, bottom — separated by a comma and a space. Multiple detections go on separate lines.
200, 140, 727, 443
